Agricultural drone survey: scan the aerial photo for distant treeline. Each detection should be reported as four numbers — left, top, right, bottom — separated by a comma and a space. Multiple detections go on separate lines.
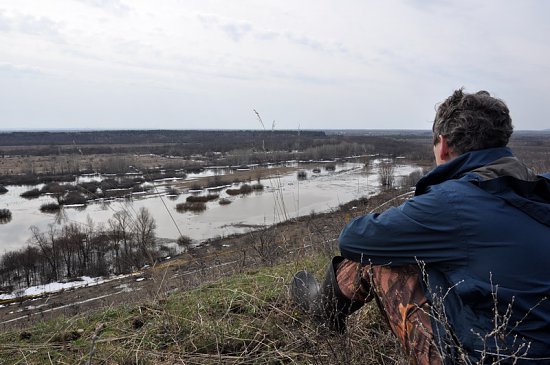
0, 130, 323, 146
0, 130, 432, 158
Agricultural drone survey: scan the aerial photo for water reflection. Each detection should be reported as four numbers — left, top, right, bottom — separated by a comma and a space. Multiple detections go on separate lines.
0, 217, 12, 224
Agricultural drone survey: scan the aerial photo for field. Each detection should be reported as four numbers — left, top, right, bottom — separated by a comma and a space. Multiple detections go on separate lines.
0, 129, 548, 364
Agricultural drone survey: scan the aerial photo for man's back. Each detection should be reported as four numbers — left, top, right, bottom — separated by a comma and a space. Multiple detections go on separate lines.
339, 147, 550, 360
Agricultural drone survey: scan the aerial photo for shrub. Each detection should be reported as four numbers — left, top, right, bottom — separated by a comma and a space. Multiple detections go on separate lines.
252, 183, 264, 191
176, 235, 193, 246
61, 192, 87, 205
132, 185, 147, 193
297, 171, 307, 180
404, 169, 426, 188
99, 179, 118, 190
166, 187, 179, 196
40, 203, 61, 212
77, 181, 99, 194
61, 183, 78, 192
0, 185, 7, 194
118, 179, 137, 189
108, 189, 132, 198
41, 182, 62, 194
239, 184, 253, 194
21, 188, 41, 199
0, 208, 11, 219
176, 202, 207, 213
207, 177, 228, 188
186, 194, 219, 203
189, 183, 203, 191
226, 183, 254, 195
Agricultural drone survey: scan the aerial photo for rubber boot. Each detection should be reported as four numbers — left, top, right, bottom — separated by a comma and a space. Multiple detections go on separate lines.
290, 256, 365, 333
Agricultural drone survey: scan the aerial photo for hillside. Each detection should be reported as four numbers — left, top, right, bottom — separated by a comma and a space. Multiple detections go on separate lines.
0, 189, 412, 364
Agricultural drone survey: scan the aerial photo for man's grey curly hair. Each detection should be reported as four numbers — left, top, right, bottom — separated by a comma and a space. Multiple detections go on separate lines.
433, 89, 514, 155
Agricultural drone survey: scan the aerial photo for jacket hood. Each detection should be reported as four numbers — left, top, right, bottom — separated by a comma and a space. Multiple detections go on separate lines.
416, 147, 550, 227
415, 147, 514, 195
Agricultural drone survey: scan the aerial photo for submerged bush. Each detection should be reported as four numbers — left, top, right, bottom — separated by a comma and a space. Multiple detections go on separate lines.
166, 187, 179, 196
176, 202, 207, 213
40, 203, 60, 212
226, 183, 254, 196
21, 188, 41, 199
61, 192, 87, 205
77, 181, 99, 194
240, 184, 253, 194
226, 188, 241, 196
252, 183, 264, 191
99, 178, 118, 191
0, 208, 11, 219
186, 194, 219, 203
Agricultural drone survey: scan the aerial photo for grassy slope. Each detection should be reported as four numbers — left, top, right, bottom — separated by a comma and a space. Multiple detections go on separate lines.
0, 253, 406, 364
0, 188, 417, 364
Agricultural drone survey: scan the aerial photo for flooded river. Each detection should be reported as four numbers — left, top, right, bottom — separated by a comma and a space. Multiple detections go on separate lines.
0, 160, 420, 252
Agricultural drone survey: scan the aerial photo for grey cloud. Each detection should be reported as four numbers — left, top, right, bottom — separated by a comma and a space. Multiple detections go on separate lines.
0, 63, 44, 78
196, 13, 220, 27
254, 30, 279, 41
220, 22, 252, 41
0, 11, 61, 37
284, 31, 350, 56
197, 13, 253, 42
270, 68, 343, 85
195, 12, 350, 54
76, 0, 131, 16
285, 32, 324, 51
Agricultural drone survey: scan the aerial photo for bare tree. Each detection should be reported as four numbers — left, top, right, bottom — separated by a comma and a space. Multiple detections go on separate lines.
108, 210, 133, 273
30, 224, 60, 282
378, 160, 395, 189
132, 207, 157, 267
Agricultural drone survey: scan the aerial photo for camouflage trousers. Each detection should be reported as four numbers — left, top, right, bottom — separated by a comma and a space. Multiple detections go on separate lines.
336, 259, 442, 365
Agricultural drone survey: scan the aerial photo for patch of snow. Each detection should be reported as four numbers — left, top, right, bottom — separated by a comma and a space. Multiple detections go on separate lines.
0, 276, 99, 300
0, 273, 140, 300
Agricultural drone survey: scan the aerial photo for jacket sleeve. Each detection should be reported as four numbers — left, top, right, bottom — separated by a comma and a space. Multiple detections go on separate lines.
338, 186, 468, 266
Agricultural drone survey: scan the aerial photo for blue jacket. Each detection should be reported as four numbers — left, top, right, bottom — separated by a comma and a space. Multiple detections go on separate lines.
339, 147, 550, 362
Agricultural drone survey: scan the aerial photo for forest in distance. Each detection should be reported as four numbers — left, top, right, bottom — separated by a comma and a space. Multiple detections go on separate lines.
0, 129, 548, 296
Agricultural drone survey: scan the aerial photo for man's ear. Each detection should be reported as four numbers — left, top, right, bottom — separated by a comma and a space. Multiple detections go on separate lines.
437, 135, 455, 163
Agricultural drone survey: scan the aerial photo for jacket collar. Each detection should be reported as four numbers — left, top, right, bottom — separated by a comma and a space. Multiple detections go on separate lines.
415, 147, 514, 196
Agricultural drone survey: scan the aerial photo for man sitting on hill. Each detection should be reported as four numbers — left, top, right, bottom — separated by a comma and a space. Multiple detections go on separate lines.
293, 89, 550, 364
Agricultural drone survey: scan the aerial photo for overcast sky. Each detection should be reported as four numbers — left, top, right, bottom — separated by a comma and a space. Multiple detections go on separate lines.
1, 1, 549, 130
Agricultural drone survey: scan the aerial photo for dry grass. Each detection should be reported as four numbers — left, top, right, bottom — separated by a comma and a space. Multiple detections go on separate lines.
0, 254, 405, 364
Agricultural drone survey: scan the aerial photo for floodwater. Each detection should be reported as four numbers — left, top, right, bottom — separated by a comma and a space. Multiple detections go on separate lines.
0, 161, 421, 253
